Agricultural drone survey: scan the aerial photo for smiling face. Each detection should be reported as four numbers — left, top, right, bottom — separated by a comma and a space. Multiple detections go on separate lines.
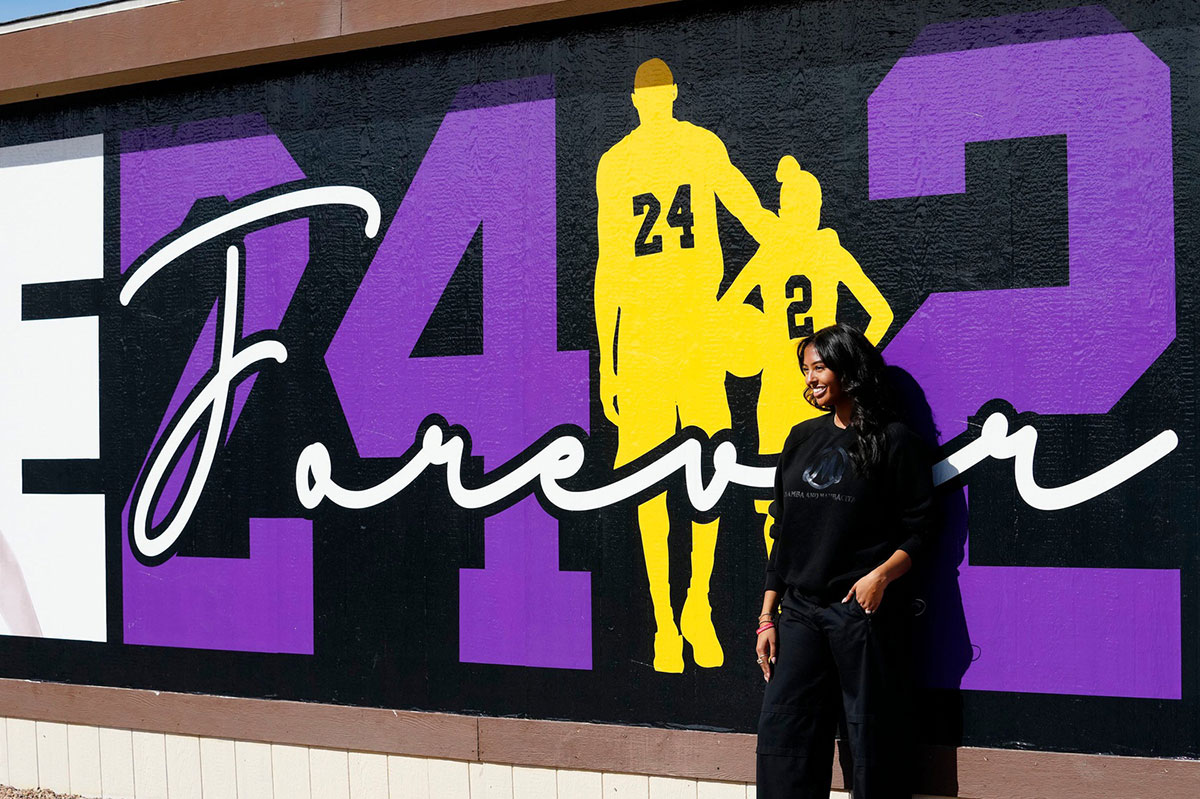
801, 343, 843, 410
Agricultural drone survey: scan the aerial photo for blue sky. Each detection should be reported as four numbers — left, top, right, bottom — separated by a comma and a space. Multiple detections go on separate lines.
0, 1, 108, 24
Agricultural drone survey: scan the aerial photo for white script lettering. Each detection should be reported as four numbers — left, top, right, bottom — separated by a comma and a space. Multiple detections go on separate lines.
296, 412, 1179, 517
122, 186, 381, 559
933, 412, 1178, 511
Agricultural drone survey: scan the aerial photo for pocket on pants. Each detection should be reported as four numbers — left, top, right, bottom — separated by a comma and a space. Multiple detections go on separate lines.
847, 595, 872, 619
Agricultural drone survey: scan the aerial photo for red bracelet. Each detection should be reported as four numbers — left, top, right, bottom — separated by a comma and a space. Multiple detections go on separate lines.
756, 623, 775, 635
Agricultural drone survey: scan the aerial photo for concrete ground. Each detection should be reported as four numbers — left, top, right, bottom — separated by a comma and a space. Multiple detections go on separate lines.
0, 787, 85, 798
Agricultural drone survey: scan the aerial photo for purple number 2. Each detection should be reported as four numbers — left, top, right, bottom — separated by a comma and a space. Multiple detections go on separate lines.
873, 8, 1180, 698
121, 116, 314, 654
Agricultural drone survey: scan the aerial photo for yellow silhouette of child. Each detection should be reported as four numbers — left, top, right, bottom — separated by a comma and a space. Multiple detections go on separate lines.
724, 156, 893, 553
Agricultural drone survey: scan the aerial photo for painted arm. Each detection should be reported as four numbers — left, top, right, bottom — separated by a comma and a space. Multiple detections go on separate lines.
594, 164, 623, 424
836, 243, 893, 345
713, 143, 777, 244
723, 253, 766, 310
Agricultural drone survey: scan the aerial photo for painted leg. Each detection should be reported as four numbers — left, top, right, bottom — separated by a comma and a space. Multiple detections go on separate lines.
681, 517, 724, 668
754, 497, 774, 558
639, 493, 682, 673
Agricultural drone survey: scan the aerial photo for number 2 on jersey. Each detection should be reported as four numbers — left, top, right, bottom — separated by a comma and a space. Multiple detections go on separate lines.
633, 184, 694, 256
786, 274, 814, 339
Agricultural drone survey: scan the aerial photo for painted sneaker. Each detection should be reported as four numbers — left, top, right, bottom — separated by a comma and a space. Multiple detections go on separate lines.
653, 626, 685, 673
681, 592, 724, 668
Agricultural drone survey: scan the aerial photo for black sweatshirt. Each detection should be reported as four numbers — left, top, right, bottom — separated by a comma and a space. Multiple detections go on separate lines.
764, 413, 936, 603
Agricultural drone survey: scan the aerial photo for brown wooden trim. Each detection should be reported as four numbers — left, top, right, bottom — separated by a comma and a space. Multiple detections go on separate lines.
2, 678, 1197, 797
479, 716, 757, 783
948, 745, 1200, 799
0, 0, 678, 106
0, 678, 478, 760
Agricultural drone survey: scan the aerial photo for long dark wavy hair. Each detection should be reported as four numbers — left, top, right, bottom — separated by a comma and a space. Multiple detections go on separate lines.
797, 324, 898, 478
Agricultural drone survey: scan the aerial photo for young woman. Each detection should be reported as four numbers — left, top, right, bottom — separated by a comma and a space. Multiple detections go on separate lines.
755, 324, 935, 799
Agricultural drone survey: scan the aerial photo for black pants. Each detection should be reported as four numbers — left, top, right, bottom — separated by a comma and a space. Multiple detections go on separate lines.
757, 589, 913, 799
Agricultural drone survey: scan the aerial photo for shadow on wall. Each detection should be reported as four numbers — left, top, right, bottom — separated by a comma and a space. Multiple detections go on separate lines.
888, 365, 972, 793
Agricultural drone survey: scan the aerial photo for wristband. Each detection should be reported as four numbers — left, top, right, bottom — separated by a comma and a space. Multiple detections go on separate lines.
756, 623, 775, 635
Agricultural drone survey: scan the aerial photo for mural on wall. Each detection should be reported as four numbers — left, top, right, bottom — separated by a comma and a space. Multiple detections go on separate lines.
0, 0, 1196, 760
593, 57, 896, 671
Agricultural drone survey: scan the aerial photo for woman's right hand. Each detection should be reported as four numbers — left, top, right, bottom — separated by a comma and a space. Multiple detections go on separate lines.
756, 626, 777, 682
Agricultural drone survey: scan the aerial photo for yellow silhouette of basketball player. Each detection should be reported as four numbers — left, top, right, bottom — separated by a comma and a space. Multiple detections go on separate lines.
725, 156, 893, 555
594, 58, 775, 672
